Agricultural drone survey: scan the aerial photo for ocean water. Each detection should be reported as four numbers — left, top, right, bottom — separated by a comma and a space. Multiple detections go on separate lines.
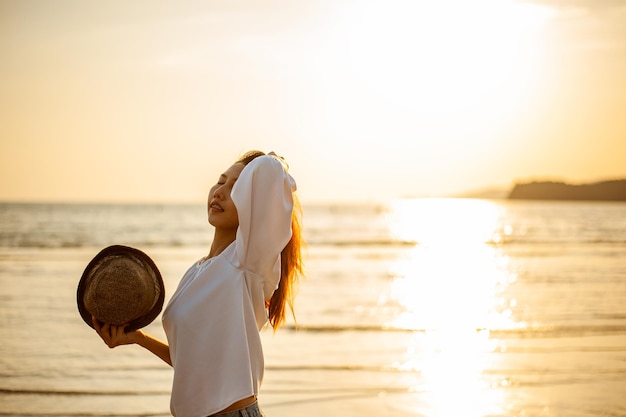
0, 200, 625, 417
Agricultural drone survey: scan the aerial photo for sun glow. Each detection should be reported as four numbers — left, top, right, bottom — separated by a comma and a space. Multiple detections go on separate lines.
385, 198, 520, 416
325, 0, 552, 125
389, 198, 503, 248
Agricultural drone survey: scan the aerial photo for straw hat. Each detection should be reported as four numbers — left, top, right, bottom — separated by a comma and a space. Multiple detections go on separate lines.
77, 245, 165, 331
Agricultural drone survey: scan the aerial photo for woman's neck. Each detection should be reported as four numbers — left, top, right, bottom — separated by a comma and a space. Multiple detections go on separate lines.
208, 229, 237, 258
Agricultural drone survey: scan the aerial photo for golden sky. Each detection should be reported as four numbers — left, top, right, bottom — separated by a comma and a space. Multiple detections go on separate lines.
1, 0, 625, 203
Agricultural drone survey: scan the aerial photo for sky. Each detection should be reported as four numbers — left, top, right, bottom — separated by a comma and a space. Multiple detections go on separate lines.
1, 0, 625, 203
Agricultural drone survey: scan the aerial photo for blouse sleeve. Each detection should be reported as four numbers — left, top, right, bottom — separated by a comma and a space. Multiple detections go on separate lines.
230, 154, 296, 300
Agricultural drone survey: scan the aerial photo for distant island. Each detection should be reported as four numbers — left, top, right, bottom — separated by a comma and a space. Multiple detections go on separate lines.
508, 179, 626, 201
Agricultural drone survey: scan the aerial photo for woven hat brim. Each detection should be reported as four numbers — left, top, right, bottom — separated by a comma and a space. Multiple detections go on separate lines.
77, 245, 165, 332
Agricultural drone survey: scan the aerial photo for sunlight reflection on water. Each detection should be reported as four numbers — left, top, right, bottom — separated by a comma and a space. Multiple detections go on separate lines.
385, 198, 520, 416
388, 198, 506, 246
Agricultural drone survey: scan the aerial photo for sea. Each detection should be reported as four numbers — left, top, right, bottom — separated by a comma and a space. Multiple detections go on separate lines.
0, 199, 625, 417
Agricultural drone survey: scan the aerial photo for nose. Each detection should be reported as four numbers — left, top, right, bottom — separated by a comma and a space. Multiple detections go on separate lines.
212, 185, 224, 200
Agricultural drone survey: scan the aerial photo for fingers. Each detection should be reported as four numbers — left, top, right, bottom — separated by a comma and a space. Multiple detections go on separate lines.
110, 324, 123, 341
92, 315, 107, 342
99, 322, 113, 347
92, 315, 101, 332
91, 315, 125, 348
268, 151, 289, 171
103, 323, 114, 347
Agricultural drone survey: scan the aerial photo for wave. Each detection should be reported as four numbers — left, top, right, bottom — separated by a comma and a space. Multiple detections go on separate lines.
0, 236, 418, 250
0, 387, 169, 396
0, 413, 169, 417
284, 324, 626, 337
486, 238, 626, 246
4, 368, 626, 406
0, 236, 200, 250
3, 201, 626, 250
5, 235, 626, 249
307, 239, 418, 247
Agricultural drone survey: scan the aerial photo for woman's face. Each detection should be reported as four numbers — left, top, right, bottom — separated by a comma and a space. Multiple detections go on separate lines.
207, 162, 245, 231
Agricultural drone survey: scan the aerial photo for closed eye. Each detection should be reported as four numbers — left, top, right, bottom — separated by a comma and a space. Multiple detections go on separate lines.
216, 172, 239, 187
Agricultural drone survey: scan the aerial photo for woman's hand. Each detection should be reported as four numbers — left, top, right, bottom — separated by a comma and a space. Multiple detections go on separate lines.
268, 151, 289, 171
91, 315, 171, 366
92, 315, 142, 348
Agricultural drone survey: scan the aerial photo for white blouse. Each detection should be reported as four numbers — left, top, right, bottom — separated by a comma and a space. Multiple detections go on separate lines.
162, 155, 296, 417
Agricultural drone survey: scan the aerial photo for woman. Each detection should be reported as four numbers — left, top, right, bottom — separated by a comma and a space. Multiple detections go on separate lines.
93, 150, 303, 417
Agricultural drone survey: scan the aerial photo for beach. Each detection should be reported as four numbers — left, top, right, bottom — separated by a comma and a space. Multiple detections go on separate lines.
1, 200, 625, 416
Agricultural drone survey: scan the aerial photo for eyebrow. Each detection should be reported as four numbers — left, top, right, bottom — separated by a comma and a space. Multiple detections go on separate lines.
219, 174, 239, 182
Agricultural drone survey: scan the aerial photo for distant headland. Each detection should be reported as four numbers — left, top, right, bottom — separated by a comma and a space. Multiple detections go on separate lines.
508, 179, 626, 201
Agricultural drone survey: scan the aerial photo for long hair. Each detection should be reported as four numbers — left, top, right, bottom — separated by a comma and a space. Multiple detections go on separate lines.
237, 150, 304, 330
